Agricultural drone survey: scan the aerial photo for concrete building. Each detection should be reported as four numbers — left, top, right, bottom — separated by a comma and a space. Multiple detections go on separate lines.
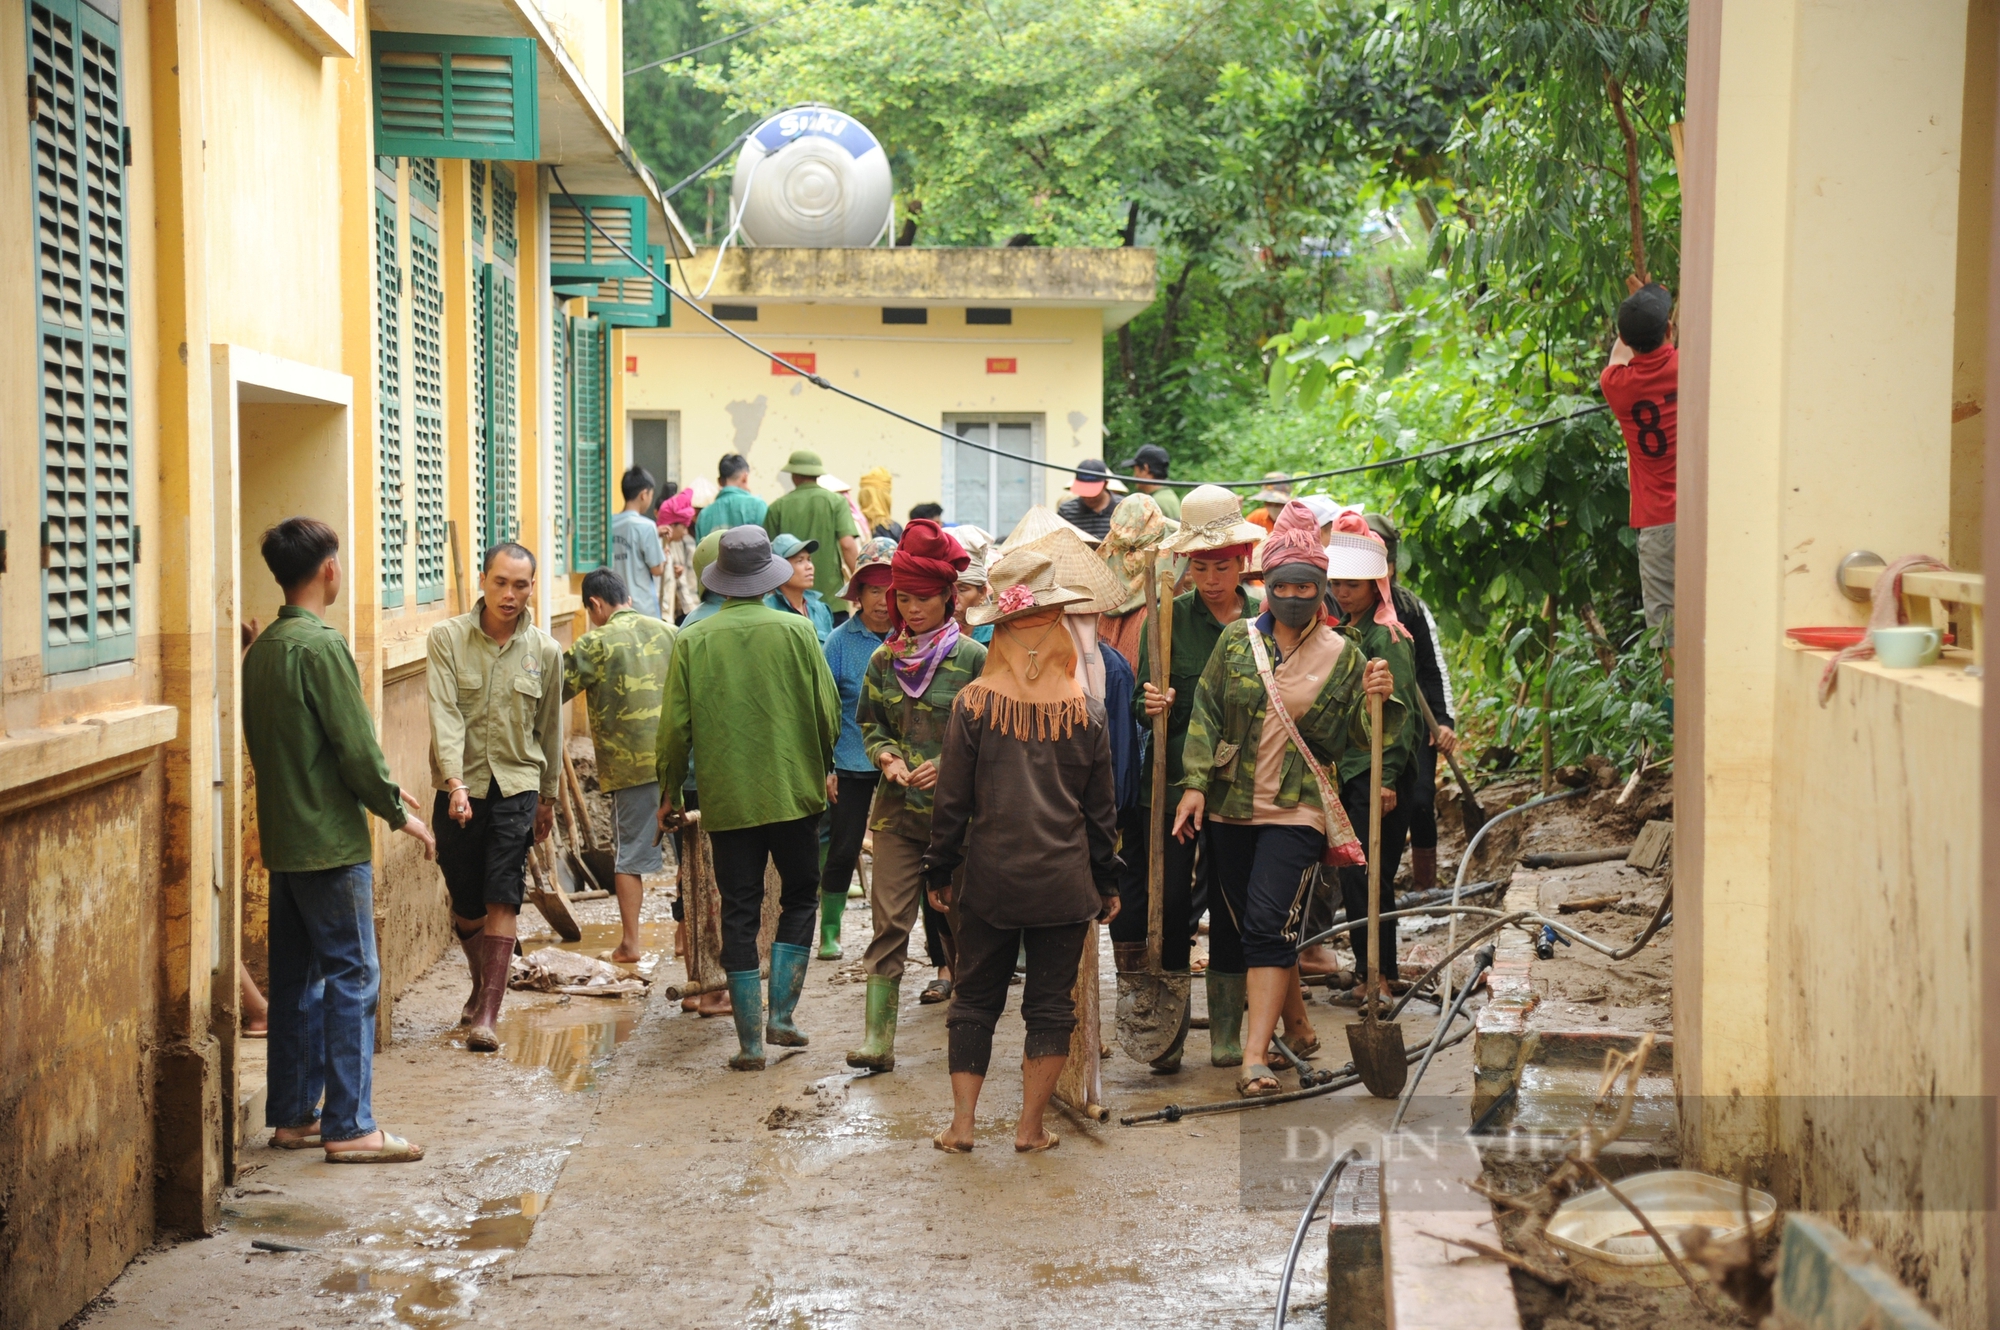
0, 3, 688, 1325
628, 246, 1156, 527
1678, 3, 1996, 1325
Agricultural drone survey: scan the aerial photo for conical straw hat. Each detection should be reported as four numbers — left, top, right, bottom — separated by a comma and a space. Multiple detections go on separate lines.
1002, 504, 1103, 549
1007, 530, 1129, 614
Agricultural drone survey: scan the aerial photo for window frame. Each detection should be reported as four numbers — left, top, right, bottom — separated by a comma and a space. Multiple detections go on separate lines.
941, 413, 1045, 536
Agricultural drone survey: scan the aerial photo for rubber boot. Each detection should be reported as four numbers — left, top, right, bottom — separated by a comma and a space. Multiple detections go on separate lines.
1206, 970, 1247, 1067
456, 925, 485, 1026
1151, 984, 1193, 1074
465, 934, 515, 1052
725, 969, 766, 1071
845, 974, 900, 1071
816, 892, 848, 960
1411, 848, 1438, 896
766, 942, 811, 1047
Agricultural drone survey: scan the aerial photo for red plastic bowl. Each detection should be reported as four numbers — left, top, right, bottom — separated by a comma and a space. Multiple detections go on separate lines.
1785, 626, 1867, 650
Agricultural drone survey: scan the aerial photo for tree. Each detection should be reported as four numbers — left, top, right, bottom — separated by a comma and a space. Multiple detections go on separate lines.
623, 0, 754, 239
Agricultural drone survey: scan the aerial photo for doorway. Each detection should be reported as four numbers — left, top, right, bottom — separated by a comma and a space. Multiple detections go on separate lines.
628, 411, 680, 509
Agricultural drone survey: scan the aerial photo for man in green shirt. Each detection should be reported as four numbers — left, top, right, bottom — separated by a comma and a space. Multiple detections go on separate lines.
694, 452, 767, 540
762, 449, 859, 615
563, 568, 676, 965
658, 527, 841, 1071
1119, 444, 1182, 519
242, 518, 433, 1163
428, 542, 565, 1053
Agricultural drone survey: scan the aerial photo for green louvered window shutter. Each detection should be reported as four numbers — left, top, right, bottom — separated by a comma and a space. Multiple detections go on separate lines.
492, 165, 518, 263
490, 270, 518, 545
474, 162, 520, 553
547, 195, 648, 281
568, 317, 608, 572
472, 260, 490, 549
592, 245, 670, 327
550, 305, 568, 576
410, 205, 447, 604
372, 32, 538, 161
31, 0, 132, 673
375, 172, 406, 608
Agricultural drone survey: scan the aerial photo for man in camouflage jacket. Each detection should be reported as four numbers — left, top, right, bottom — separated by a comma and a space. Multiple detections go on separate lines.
563, 568, 676, 963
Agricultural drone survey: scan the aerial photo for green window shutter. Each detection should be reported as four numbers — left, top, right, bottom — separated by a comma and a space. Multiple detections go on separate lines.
477, 261, 519, 551
372, 32, 538, 161
469, 159, 487, 247
472, 261, 490, 550
592, 245, 669, 327
568, 317, 608, 572
547, 195, 648, 281
410, 213, 447, 604
375, 183, 405, 608
491, 165, 518, 262
32, 0, 132, 673
550, 306, 567, 576
409, 155, 439, 209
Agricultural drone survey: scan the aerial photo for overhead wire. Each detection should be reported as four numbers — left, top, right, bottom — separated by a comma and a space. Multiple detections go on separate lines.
625, 12, 794, 77
548, 166, 1610, 492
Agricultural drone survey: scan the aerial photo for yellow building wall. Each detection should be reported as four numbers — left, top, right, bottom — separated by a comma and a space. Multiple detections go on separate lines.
199, 0, 347, 372
1691, 0, 1985, 1322
624, 304, 1108, 520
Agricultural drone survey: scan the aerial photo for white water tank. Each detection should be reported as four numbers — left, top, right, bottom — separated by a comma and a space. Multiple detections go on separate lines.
729, 106, 894, 248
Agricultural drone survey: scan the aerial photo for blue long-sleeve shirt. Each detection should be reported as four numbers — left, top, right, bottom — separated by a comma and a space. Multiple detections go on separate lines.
1101, 644, 1141, 811
823, 616, 888, 775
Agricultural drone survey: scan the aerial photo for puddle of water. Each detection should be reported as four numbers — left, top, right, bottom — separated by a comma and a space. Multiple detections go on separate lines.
489, 998, 642, 1092
1509, 1066, 1678, 1139
524, 920, 672, 979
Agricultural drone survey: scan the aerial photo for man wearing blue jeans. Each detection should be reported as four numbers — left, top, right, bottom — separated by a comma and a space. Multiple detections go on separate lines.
243, 518, 436, 1162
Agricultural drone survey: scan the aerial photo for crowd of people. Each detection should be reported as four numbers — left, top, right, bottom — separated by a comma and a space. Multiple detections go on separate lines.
235, 282, 1677, 1163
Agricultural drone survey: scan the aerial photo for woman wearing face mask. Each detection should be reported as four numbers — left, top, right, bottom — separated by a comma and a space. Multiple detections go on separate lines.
1322, 512, 1421, 1007
1173, 501, 1399, 1097
923, 548, 1122, 1152
847, 520, 987, 1072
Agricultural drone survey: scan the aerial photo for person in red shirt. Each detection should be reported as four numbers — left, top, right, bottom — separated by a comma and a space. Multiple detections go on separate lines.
1600, 283, 1677, 676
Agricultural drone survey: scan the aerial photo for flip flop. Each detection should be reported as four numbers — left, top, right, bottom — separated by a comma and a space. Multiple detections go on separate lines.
932, 1131, 974, 1154
324, 1131, 425, 1164
919, 977, 953, 1004
242, 1027, 269, 1040
1014, 1131, 1060, 1154
270, 1129, 321, 1150
1236, 1065, 1282, 1098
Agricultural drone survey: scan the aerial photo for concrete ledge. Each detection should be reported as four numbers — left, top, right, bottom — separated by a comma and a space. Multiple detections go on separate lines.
0, 703, 177, 809
1772, 1214, 1945, 1330
1328, 1158, 1384, 1329
1472, 872, 1542, 1120
1380, 1136, 1521, 1329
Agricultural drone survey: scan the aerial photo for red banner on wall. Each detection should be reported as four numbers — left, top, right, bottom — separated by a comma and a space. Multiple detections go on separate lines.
986, 357, 1017, 374
772, 352, 817, 376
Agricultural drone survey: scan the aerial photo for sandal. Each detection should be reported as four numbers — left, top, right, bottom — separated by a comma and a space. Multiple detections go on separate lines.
919, 977, 953, 1005
242, 1025, 269, 1040
1272, 1034, 1321, 1061
932, 1131, 974, 1154
1236, 1065, 1282, 1098
1015, 1130, 1060, 1154
325, 1131, 425, 1164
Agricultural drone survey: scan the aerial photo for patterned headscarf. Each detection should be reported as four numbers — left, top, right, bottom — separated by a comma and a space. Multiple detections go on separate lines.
1098, 493, 1180, 616
1331, 511, 1411, 641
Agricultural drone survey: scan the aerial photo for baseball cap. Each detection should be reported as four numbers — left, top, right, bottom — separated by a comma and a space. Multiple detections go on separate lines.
1071, 458, 1113, 498
1118, 444, 1171, 472
771, 533, 821, 559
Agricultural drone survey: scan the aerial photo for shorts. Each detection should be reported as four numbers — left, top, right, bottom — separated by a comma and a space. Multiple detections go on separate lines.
612, 782, 665, 876
1637, 522, 1675, 648
434, 782, 537, 919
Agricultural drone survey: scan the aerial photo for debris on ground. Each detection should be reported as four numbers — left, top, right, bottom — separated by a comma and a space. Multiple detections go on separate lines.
509, 947, 649, 996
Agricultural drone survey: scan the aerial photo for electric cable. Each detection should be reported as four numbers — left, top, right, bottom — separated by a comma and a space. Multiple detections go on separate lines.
1388, 944, 1494, 1133
1443, 785, 1587, 1008
549, 167, 1609, 491
1274, 1149, 1360, 1329
626, 12, 794, 77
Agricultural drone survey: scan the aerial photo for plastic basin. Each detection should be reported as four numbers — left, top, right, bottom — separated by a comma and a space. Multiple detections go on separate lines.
1543, 1169, 1778, 1286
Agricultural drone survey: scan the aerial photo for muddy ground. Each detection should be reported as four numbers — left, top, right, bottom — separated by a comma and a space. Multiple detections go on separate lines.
78, 773, 1678, 1329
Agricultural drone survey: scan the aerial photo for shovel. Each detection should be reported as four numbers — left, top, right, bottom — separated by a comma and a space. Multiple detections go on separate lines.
560, 750, 617, 891
1116, 553, 1191, 1063
1345, 691, 1407, 1098
526, 842, 583, 942
1414, 689, 1486, 839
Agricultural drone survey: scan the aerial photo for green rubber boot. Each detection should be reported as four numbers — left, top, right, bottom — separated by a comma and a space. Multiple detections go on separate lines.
844, 974, 901, 1072
816, 891, 848, 960
766, 942, 811, 1047
725, 969, 766, 1071
1206, 970, 1247, 1068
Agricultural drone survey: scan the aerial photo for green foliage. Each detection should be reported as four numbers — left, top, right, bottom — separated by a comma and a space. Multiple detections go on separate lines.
1451, 614, 1671, 772
622, 0, 751, 237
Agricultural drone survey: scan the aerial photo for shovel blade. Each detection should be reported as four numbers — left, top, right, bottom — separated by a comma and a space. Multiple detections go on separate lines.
527, 886, 583, 943
582, 848, 618, 891
1345, 1018, 1409, 1099
1459, 798, 1489, 841
1116, 972, 1192, 1064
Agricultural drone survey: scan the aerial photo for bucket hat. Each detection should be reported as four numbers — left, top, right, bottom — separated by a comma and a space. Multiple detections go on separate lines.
966, 549, 1092, 626
838, 536, 897, 600
781, 449, 826, 477
701, 526, 794, 598
1163, 484, 1266, 554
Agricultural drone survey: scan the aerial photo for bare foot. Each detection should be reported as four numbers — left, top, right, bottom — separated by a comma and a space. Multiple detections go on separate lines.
271, 1120, 320, 1147
610, 947, 644, 965
697, 989, 732, 1017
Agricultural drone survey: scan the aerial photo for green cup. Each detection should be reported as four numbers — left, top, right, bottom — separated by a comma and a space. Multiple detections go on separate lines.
1871, 625, 1942, 668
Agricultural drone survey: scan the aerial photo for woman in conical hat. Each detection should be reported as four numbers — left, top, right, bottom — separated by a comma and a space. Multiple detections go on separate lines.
1096, 492, 1180, 671
1171, 501, 1399, 1097
922, 548, 1123, 1153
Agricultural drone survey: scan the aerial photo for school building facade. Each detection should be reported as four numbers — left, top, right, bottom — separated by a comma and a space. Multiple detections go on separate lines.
0, 2, 687, 1325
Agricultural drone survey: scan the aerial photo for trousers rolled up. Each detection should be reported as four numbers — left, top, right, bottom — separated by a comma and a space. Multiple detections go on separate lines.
860, 828, 932, 980
266, 862, 381, 1143
945, 905, 1091, 1076
709, 813, 821, 973
1109, 803, 1200, 972
1337, 775, 1413, 981
1204, 822, 1323, 971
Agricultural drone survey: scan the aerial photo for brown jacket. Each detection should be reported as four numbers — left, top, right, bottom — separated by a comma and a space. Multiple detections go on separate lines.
922, 695, 1122, 930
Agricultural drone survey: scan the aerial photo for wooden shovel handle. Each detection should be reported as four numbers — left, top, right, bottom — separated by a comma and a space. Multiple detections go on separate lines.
1365, 692, 1385, 1023
1144, 552, 1168, 973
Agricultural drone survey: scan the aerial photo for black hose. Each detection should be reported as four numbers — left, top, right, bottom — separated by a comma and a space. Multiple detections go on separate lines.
1274, 1149, 1360, 1329
1388, 946, 1494, 1132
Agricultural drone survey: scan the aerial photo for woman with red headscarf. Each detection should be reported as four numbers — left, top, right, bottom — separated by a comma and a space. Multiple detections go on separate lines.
846, 519, 988, 1072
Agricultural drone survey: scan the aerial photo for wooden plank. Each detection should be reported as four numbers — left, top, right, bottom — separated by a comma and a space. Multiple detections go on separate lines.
1626, 819, 1674, 871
